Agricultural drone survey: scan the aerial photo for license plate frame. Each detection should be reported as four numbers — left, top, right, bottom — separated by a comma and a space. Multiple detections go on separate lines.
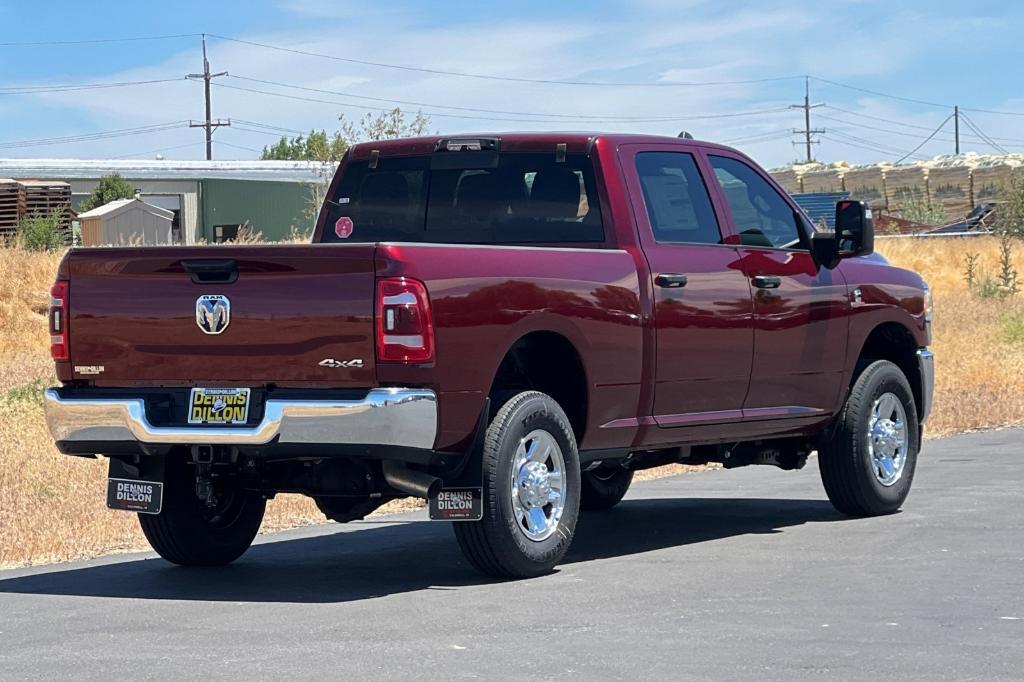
187, 387, 251, 425
107, 478, 163, 514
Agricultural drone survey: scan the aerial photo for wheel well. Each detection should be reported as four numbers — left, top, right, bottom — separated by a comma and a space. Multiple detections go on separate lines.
490, 332, 588, 440
855, 323, 922, 416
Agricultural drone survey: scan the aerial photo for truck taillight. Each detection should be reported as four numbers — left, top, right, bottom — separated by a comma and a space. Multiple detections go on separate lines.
50, 280, 69, 362
376, 277, 434, 363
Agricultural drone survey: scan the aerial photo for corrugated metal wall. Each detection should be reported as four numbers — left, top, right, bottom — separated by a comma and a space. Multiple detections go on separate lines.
199, 179, 313, 241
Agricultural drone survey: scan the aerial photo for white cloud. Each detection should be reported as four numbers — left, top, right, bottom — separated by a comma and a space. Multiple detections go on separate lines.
4, 2, 1021, 167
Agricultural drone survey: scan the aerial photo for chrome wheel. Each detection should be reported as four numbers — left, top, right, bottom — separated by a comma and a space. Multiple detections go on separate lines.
868, 392, 909, 487
510, 429, 566, 542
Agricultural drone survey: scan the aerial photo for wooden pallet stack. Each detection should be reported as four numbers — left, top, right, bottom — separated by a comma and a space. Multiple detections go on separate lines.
0, 179, 25, 244
18, 180, 73, 242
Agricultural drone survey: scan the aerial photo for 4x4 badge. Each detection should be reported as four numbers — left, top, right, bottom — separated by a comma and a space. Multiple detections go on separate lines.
319, 358, 364, 368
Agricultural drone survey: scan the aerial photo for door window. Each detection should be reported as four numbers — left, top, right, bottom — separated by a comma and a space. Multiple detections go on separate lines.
709, 155, 805, 249
635, 152, 723, 245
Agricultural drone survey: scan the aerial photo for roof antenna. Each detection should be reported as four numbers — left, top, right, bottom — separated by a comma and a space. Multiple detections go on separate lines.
677, 131, 694, 139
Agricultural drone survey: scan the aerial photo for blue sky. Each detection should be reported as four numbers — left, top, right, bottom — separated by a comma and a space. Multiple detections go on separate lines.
1, 0, 1022, 167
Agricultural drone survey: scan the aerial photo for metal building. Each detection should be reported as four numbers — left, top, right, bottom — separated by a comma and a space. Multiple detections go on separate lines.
0, 159, 324, 243
77, 198, 174, 246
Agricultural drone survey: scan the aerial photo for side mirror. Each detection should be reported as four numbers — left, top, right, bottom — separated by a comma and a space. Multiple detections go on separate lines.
835, 200, 874, 258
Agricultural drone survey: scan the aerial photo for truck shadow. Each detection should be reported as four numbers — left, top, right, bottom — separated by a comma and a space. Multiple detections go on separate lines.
0, 497, 843, 604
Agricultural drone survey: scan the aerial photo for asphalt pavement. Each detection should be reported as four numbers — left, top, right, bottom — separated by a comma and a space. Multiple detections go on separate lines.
1, 428, 1022, 680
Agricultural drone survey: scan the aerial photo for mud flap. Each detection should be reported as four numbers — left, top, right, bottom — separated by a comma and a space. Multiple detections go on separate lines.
107, 457, 166, 514
429, 398, 488, 521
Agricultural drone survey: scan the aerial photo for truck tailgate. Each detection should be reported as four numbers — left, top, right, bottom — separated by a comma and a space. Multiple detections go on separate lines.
63, 245, 377, 387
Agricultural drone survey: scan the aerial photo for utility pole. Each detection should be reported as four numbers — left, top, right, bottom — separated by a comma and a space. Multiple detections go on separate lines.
187, 34, 229, 160
789, 77, 825, 162
954, 105, 960, 155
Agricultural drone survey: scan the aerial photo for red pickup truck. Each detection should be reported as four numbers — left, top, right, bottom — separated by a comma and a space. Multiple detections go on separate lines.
43, 133, 933, 578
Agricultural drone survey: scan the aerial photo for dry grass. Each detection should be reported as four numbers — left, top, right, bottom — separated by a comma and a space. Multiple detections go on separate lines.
1, 237, 1022, 567
876, 237, 1024, 436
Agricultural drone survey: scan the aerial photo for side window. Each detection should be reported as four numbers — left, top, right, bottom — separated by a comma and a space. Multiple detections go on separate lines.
635, 152, 723, 245
709, 155, 805, 249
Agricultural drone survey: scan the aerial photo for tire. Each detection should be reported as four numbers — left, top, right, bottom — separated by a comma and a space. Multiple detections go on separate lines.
580, 467, 633, 511
819, 359, 920, 517
453, 391, 581, 579
138, 457, 266, 566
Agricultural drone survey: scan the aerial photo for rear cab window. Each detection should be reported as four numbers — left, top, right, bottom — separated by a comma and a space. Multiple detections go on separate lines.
634, 151, 723, 245
320, 145, 604, 245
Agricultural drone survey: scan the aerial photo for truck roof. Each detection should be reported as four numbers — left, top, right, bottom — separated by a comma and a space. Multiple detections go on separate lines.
346, 132, 734, 159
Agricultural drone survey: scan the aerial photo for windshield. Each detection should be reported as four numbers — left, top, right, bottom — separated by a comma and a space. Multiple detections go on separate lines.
320, 151, 604, 244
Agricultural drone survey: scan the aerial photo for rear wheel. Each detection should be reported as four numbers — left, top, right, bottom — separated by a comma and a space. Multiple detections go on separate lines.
138, 457, 265, 566
453, 391, 580, 579
819, 360, 920, 517
580, 467, 633, 510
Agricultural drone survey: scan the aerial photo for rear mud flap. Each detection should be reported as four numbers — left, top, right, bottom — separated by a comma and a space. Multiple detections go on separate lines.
429, 398, 488, 521
107, 456, 166, 514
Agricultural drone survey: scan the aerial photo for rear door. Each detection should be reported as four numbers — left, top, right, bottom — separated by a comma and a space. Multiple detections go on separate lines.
65, 245, 377, 387
622, 145, 754, 425
704, 151, 849, 415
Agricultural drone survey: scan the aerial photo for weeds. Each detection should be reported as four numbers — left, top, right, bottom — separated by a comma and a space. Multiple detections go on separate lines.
963, 234, 1019, 299
999, 310, 1024, 344
15, 209, 66, 252
1, 379, 47, 404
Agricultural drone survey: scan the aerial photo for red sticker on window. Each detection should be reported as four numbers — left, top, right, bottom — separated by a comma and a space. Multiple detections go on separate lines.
334, 216, 354, 239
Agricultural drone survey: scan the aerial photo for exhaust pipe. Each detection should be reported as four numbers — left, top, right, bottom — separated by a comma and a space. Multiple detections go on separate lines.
382, 460, 441, 499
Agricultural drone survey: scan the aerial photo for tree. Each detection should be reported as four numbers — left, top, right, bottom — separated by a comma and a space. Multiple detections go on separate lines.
339, 108, 431, 142
79, 173, 135, 212
16, 208, 65, 251
285, 109, 432, 232
260, 129, 347, 162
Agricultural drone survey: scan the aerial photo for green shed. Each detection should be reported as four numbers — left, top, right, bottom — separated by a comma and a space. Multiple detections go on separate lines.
200, 179, 314, 242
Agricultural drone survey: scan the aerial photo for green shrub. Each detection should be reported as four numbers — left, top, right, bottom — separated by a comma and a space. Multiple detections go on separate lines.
15, 209, 65, 252
999, 311, 1024, 344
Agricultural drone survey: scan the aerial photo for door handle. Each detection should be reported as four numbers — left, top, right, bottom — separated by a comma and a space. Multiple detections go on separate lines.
655, 273, 688, 288
752, 275, 782, 289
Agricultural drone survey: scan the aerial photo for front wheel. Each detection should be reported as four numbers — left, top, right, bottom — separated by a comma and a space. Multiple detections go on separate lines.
138, 457, 265, 566
819, 360, 920, 517
453, 391, 581, 579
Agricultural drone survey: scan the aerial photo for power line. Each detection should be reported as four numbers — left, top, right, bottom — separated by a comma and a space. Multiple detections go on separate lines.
232, 119, 308, 136
958, 112, 1010, 154
829, 136, 919, 159
207, 33, 804, 88
809, 76, 950, 109
213, 80, 792, 124
214, 140, 264, 154
817, 112, 1024, 150
822, 105, 1024, 144
894, 114, 953, 164
0, 33, 201, 47
227, 74, 769, 121
0, 121, 189, 150
826, 129, 924, 159
0, 77, 189, 95
722, 129, 793, 144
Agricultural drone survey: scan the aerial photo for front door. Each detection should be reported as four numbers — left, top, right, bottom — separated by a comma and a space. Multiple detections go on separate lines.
623, 146, 754, 426
705, 152, 850, 416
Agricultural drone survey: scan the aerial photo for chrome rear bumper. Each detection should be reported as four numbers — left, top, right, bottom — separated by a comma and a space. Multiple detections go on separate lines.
917, 348, 934, 423
43, 388, 438, 450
